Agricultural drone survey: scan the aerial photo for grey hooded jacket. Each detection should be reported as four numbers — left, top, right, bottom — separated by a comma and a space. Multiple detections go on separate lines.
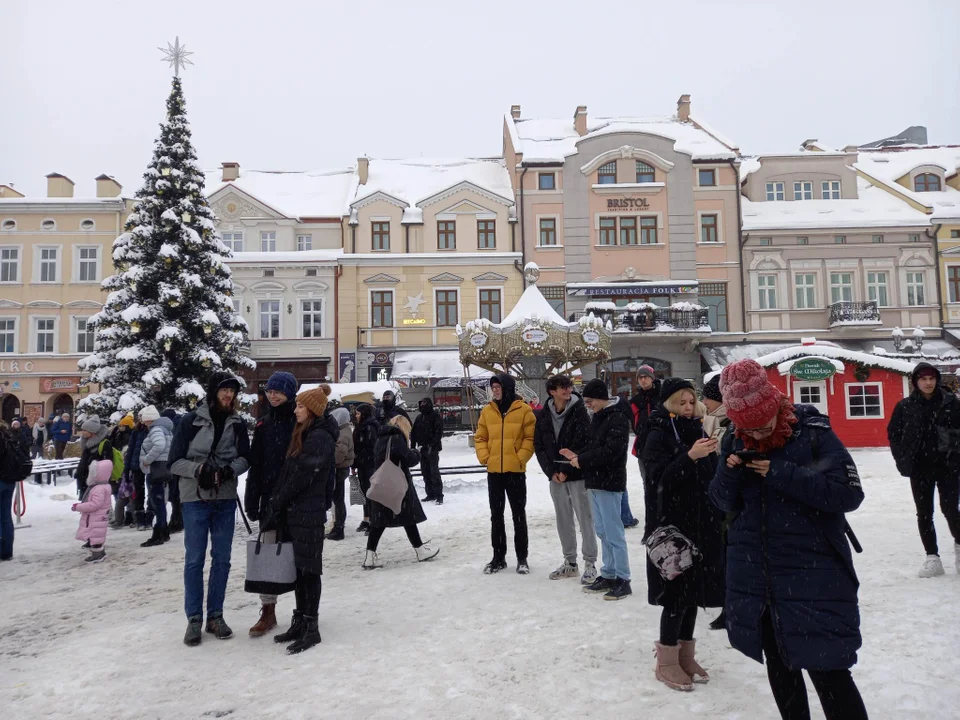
169, 400, 250, 503
140, 416, 174, 475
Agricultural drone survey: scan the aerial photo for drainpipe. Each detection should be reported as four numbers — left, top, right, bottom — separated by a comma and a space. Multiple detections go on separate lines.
518, 167, 529, 286
333, 264, 343, 382
405, 224, 410, 254
926, 223, 944, 327
351, 224, 356, 254
728, 159, 747, 335
510, 220, 516, 253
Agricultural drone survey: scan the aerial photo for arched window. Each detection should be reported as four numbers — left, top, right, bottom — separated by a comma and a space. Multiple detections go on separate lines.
636, 161, 655, 183
914, 173, 941, 192
597, 162, 617, 184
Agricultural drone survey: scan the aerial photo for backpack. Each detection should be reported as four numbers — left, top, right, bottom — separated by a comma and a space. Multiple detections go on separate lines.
2, 437, 33, 481
98, 439, 125, 482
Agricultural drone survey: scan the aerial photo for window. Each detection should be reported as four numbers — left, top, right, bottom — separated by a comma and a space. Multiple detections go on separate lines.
435, 289, 458, 327
699, 282, 728, 331
260, 231, 276, 252
305, 268, 317, 277
795, 273, 816, 309
952, 230, 960, 239
909, 234, 921, 243
698, 169, 716, 187
834, 236, 847, 244
822, 181, 841, 199
798, 384, 824, 407
758, 275, 777, 309
437, 221, 456, 250
538, 218, 557, 246
297, 234, 312, 251
1, 220, 15, 231
372, 222, 390, 251
301, 300, 323, 338
259, 300, 280, 339
232, 298, 242, 315
538, 173, 556, 190
872, 235, 884, 244
41, 219, 56, 231
78, 247, 97, 282
80, 219, 95, 231
793, 181, 813, 200
948, 267, 960, 303
371, 291, 393, 328
479, 289, 502, 323
39, 247, 58, 282
867, 271, 889, 306
906, 271, 926, 306
759, 237, 772, 246
766, 182, 785, 201
797, 236, 809, 245
597, 161, 617, 184
620, 217, 637, 245
0, 248, 18, 282
35, 318, 55, 352
599, 217, 617, 245
847, 383, 883, 418
830, 272, 853, 303
0, 319, 14, 352
76, 318, 94, 353
640, 217, 658, 245
262, 269, 274, 277
477, 220, 496, 249
914, 173, 941, 192
700, 214, 718, 243
636, 162, 655, 183
542, 286, 565, 316
221, 231, 243, 252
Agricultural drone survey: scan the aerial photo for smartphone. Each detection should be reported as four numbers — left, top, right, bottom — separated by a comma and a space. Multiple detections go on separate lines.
734, 450, 767, 462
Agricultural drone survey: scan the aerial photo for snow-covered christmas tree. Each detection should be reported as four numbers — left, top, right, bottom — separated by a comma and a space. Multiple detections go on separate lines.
78, 74, 254, 419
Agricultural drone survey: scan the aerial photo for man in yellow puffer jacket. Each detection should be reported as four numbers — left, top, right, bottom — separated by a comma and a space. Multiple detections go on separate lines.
475, 373, 536, 575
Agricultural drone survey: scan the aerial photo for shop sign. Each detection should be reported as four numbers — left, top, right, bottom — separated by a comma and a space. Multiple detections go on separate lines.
582, 329, 600, 345
469, 333, 487, 348
522, 327, 549, 343
570, 284, 697, 297
402, 318, 426, 325
412, 377, 430, 389
790, 358, 836, 381
374, 352, 390, 366
41, 377, 81, 393
368, 366, 391, 382
0, 360, 36, 373
606, 198, 649, 209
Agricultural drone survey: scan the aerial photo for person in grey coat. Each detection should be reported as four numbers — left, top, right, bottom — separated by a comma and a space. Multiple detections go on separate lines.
327, 407, 355, 541
138, 405, 175, 548
169, 371, 250, 647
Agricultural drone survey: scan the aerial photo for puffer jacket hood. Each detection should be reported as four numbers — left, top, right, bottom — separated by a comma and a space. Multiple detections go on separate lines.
911, 361, 941, 390
491, 373, 518, 414
418, 397, 435, 413
151, 416, 174, 433
331, 407, 351, 427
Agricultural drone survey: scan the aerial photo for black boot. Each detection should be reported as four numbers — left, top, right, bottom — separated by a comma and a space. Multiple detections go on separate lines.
274, 610, 306, 644
168, 503, 183, 533
709, 610, 726, 630
326, 526, 344, 541
286, 615, 321, 654
140, 528, 166, 547
161, 526, 171, 543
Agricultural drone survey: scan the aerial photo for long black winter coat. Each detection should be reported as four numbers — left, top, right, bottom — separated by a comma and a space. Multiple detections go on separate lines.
534, 394, 590, 482
629, 380, 661, 457
709, 405, 864, 671
411, 399, 444, 452
268, 414, 338, 575
887, 363, 960, 477
353, 417, 381, 472
244, 400, 297, 521
642, 409, 724, 608
124, 426, 147, 477
577, 399, 630, 492
368, 425, 426, 528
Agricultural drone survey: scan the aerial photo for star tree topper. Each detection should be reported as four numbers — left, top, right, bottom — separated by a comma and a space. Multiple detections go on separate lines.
159, 36, 194, 77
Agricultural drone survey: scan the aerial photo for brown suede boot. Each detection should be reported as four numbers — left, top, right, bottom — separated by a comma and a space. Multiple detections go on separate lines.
655, 641, 694, 691
678, 639, 709, 683
249, 604, 278, 637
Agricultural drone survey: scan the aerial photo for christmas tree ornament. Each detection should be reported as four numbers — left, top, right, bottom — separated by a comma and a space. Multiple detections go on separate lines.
182, 212, 191, 222
161, 167, 171, 176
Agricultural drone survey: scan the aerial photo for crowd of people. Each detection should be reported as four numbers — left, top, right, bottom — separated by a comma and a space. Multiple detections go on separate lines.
2, 355, 960, 719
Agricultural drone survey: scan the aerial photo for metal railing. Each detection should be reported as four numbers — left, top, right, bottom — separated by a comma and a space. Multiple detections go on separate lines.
829, 301, 880, 325
569, 307, 710, 332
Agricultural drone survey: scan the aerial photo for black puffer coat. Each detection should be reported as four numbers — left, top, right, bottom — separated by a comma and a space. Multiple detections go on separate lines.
642, 408, 724, 608
887, 362, 960, 477
267, 414, 338, 575
577, 398, 630, 492
629, 380, 661, 457
368, 425, 426, 528
244, 400, 297, 521
534, 394, 590, 482
354, 417, 381, 472
411, 398, 444, 452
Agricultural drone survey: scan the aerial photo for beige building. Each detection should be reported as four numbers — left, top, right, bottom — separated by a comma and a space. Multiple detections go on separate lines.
0, 174, 128, 423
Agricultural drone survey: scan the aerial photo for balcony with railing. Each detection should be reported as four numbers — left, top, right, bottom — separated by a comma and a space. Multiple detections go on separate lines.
569, 305, 711, 334
828, 301, 881, 327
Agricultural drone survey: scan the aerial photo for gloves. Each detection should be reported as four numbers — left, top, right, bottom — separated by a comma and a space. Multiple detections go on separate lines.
71, 503, 79, 512
197, 464, 217, 491
220, 465, 236, 484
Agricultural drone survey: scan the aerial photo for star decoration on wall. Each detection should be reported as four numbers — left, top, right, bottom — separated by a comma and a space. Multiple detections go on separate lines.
404, 292, 426, 313
159, 36, 194, 77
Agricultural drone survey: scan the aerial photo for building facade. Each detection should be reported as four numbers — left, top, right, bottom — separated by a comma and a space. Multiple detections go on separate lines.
0, 174, 128, 422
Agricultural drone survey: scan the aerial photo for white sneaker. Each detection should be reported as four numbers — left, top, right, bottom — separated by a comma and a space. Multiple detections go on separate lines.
362, 550, 381, 569
919, 554, 945, 578
581, 562, 598, 585
415, 544, 440, 562
549, 561, 579, 580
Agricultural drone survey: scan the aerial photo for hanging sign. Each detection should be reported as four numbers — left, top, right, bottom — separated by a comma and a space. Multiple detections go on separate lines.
582, 329, 600, 346
521, 327, 549, 343
469, 333, 487, 348
790, 358, 837, 381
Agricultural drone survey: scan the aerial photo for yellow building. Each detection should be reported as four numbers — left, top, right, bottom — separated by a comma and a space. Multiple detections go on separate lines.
0, 174, 129, 422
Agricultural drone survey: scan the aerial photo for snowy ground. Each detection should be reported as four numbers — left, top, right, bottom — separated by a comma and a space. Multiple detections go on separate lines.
2, 436, 959, 720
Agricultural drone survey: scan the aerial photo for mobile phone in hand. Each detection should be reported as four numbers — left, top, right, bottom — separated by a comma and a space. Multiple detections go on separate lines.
735, 450, 767, 462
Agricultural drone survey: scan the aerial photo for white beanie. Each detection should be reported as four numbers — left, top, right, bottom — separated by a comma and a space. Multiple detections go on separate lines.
139, 405, 160, 422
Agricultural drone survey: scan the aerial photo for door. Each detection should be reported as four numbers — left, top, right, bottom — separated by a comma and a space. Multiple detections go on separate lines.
793, 381, 828, 415
1, 394, 20, 423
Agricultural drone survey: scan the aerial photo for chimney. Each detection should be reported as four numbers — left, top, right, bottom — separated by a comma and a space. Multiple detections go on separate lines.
357, 157, 369, 185
221, 162, 240, 182
46, 173, 75, 198
843, 145, 860, 153
0, 184, 24, 199
676, 94, 691, 122
801, 139, 820, 151
510, 104, 521, 120
573, 105, 587, 136
95, 174, 122, 198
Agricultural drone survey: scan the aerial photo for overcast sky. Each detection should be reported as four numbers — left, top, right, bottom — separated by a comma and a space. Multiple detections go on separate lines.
2, 0, 958, 197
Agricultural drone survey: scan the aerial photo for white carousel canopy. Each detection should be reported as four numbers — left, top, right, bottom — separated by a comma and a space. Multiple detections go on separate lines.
498, 284, 570, 328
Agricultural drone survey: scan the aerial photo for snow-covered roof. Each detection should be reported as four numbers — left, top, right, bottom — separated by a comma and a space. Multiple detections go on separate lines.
855, 147, 960, 220
228, 249, 342, 263
205, 168, 355, 220
511, 115, 736, 163
742, 178, 929, 231
498, 284, 570, 328
349, 158, 514, 212
391, 350, 493, 380
754, 344, 916, 375
298, 380, 400, 402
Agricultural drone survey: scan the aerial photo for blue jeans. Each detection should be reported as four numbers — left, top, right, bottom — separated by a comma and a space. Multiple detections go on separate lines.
182, 499, 236, 619
620, 488, 637, 525
0, 480, 15, 559
148, 480, 167, 530
590, 489, 630, 581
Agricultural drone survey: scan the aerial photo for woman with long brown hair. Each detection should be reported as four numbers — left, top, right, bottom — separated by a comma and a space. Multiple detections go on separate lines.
262, 386, 337, 654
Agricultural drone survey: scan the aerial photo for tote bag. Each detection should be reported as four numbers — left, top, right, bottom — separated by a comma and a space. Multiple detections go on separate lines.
365, 437, 408, 515
244, 532, 297, 596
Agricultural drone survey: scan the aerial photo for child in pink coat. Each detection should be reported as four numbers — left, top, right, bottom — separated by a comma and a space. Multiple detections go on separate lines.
72, 459, 113, 563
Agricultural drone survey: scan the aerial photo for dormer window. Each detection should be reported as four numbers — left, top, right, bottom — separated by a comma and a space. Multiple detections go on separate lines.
914, 173, 941, 192
597, 162, 617, 185
41, 219, 56, 231
636, 162, 655, 183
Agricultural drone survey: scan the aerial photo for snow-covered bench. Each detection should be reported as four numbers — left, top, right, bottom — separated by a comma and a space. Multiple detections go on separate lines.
410, 463, 487, 478
30, 458, 80, 486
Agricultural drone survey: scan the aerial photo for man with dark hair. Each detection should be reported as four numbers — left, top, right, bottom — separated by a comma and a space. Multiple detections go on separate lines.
535, 375, 597, 585
412, 397, 444, 505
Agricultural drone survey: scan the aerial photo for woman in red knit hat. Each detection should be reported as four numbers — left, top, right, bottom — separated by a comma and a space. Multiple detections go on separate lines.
709, 359, 868, 720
